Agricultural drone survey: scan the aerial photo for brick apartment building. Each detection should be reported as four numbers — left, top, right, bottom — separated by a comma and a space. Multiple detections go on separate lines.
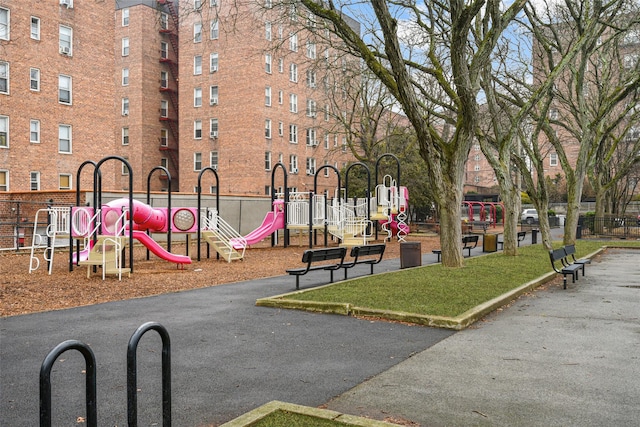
0, 0, 118, 193
1, 0, 353, 196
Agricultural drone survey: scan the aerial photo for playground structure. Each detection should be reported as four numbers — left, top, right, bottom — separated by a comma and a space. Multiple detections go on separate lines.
27, 154, 410, 278
461, 200, 504, 228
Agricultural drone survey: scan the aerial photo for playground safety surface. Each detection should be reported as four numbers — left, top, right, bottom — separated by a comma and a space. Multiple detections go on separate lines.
1, 234, 442, 317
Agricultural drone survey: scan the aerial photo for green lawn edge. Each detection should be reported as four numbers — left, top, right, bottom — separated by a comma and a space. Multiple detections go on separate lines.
257, 242, 640, 330
220, 400, 398, 427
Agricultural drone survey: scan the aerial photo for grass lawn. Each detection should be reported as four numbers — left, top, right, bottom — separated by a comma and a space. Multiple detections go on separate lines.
280, 241, 640, 318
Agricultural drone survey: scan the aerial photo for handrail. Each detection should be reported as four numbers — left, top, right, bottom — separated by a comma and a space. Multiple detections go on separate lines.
201, 211, 246, 261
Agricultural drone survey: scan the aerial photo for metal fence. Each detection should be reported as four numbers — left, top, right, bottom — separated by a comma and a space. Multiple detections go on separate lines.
578, 216, 640, 239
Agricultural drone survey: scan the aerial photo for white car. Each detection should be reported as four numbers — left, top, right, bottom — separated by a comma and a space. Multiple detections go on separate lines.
521, 209, 539, 224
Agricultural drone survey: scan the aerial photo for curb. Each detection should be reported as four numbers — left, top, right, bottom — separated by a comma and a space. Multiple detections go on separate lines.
220, 400, 397, 427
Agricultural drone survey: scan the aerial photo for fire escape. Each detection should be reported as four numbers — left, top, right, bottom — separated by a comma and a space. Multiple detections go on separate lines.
158, 0, 180, 185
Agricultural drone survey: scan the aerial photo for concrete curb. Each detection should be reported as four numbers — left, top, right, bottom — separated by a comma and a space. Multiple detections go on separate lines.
220, 400, 397, 427
256, 247, 605, 330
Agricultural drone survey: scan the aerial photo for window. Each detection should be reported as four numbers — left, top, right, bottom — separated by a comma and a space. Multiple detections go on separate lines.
194, 0, 202, 9
30, 68, 40, 91
549, 108, 558, 120
210, 53, 219, 72
306, 99, 316, 117
324, 134, 329, 149
306, 128, 317, 146
30, 120, 40, 143
289, 93, 298, 113
210, 20, 219, 39
306, 158, 316, 175
59, 25, 73, 55
194, 22, 202, 43
289, 124, 298, 143
289, 33, 298, 51
265, 86, 271, 106
160, 13, 168, 30
122, 98, 129, 115
160, 100, 168, 117
122, 37, 129, 56
210, 151, 219, 169
289, 155, 298, 173
31, 17, 40, 40
0, 7, 9, 40
122, 158, 129, 175
289, 63, 298, 82
474, 164, 480, 171
122, 68, 129, 86
265, 54, 272, 73
0, 115, 8, 147
265, 119, 272, 138
194, 55, 202, 75
265, 0, 272, 8
194, 87, 202, 107
160, 158, 168, 172
160, 42, 168, 59
278, 121, 283, 136
278, 58, 284, 73
160, 71, 168, 88
30, 172, 40, 191
122, 8, 129, 26
58, 75, 72, 104
59, 124, 71, 153
306, 69, 316, 88
306, 41, 316, 59
265, 151, 272, 170
59, 174, 72, 190
194, 120, 202, 139
194, 152, 203, 171
278, 90, 283, 104
210, 118, 219, 138
549, 152, 558, 167
160, 129, 168, 146
324, 160, 330, 176
324, 104, 330, 121
122, 127, 129, 145
265, 21, 272, 40
210, 0, 218, 7
210, 86, 219, 105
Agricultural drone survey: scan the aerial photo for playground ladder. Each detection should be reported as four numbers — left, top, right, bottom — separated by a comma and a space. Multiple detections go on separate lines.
201, 212, 246, 262
28, 207, 71, 275
78, 235, 130, 280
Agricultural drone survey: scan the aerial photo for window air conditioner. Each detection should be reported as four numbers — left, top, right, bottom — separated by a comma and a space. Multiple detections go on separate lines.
210, 131, 218, 138
210, 99, 218, 105
292, 167, 298, 174
60, 46, 71, 55
210, 66, 218, 73
60, 0, 73, 8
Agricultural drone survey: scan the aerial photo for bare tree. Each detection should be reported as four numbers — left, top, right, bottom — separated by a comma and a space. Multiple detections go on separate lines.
297, 0, 527, 266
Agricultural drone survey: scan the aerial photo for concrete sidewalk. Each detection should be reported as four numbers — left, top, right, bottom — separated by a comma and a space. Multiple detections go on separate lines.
326, 248, 640, 426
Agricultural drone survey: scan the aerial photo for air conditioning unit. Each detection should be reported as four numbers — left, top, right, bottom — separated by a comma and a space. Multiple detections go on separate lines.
210, 66, 218, 73
210, 99, 218, 106
60, 0, 73, 8
60, 46, 71, 55
291, 167, 298, 174
210, 131, 218, 139
123, 111, 129, 116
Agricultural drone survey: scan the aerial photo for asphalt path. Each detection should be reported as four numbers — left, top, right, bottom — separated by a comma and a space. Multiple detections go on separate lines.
1, 256, 453, 426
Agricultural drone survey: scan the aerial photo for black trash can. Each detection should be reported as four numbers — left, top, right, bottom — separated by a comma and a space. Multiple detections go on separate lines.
400, 242, 422, 269
531, 229, 539, 244
576, 225, 582, 239
482, 233, 498, 253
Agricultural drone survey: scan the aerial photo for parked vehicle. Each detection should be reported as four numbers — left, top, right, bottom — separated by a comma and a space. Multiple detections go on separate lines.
521, 209, 539, 224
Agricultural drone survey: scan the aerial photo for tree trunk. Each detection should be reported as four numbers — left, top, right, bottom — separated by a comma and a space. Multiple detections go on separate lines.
438, 187, 464, 267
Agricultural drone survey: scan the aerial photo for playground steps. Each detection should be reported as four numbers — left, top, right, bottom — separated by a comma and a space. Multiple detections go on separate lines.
341, 235, 372, 247
78, 236, 131, 278
202, 230, 244, 262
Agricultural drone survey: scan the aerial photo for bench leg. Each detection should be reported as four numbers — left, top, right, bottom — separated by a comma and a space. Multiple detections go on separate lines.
296, 275, 300, 290
344, 268, 348, 280
370, 264, 374, 275
329, 270, 334, 283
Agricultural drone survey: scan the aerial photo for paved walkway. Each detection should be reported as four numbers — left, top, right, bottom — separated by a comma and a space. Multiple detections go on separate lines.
326, 247, 640, 426
3, 229, 638, 427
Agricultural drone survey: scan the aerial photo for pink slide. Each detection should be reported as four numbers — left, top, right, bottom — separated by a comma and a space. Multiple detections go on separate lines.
231, 209, 285, 249
132, 231, 192, 265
